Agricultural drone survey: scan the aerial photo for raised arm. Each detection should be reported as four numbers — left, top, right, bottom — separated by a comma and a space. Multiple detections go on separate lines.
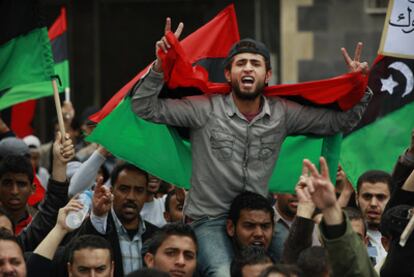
18, 132, 75, 251
285, 43, 372, 136
131, 18, 212, 128
282, 161, 316, 263
303, 157, 378, 277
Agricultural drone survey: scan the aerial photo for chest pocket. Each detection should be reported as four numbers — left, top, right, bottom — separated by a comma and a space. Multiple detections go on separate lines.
210, 130, 234, 161
258, 134, 279, 161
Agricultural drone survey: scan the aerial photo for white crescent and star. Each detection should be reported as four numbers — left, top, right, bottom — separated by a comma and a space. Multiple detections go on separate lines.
380, 61, 414, 97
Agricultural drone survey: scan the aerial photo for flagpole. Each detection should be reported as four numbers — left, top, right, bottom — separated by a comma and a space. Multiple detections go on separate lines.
52, 78, 66, 141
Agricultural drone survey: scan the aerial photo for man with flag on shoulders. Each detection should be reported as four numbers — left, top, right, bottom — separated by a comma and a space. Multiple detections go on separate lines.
131, 18, 372, 277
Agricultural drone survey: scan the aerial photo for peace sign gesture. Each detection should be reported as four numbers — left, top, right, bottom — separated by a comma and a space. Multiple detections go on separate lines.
153, 17, 184, 72
341, 42, 369, 75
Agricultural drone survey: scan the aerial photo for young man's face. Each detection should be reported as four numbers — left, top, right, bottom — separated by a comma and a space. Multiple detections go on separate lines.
0, 173, 34, 213
164, 194, 184, 223
275, 194, 298, 221
0, 240, 26, 277
356, 182, 390, 230
112, 169, 147, 225
68, 248, 113, 277
145, 235, 197, 277
227, 209, 273, 250
225, 53, 271, 101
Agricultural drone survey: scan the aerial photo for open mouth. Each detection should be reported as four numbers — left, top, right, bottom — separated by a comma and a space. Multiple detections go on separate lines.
241, 76, 255, 88
250, 241, 265, 247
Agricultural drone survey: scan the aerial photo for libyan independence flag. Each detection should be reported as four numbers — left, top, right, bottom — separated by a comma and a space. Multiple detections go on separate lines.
1, 7, 69, 137
0, 3, 68, 111
340, 0, 414, 184
88, 5, 367, 192
341, 57, 414, 183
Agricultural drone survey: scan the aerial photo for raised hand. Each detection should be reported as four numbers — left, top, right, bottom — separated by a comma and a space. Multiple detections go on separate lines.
92, 177, 112, 217
153, 17, 184, 72
53, 131, 75, 164
295, 161, 316, 219
303, 157, 337, 210
341, 42, 369, 75
56, 197, 84, 232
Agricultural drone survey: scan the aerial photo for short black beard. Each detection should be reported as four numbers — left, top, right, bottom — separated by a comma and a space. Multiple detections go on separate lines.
231, 80, 265, 101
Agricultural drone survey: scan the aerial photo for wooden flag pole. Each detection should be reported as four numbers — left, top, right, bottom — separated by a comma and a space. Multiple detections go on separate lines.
52, 78, 66, 141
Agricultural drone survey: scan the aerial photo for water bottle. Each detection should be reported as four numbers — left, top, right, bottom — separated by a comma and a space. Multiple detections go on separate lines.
65, 190, 93, 229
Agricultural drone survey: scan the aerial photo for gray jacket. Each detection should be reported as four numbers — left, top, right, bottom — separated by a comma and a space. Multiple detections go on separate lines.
132, 68, 372, 220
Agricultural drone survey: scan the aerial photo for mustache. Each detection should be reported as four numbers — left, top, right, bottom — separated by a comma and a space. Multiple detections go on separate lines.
122, 201, 138, 209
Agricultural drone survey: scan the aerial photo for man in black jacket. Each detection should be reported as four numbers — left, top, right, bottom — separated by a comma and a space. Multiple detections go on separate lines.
0, 132, 74, 252
77, 163, 159, 277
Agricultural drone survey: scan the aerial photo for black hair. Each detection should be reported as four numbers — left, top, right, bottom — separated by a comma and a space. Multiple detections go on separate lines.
229, 191, 275, 225
0, 206, 15, 234
146, 222, 197, 255
230, 246, 274, 277
110, 162, 148, 187
0, 228, 22, 254
259, 264, 302, 277
67, 235, 113, 264
225, 39, 271, 71
0, 155, 34, 183
297, 246, 330, 277
126, 268, 169, 277
356, 170, 392, 193
343, 207, 367, 236
164, 189, 177, 212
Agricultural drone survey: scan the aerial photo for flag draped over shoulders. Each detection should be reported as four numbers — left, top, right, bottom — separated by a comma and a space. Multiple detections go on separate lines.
88, 4, 368, 192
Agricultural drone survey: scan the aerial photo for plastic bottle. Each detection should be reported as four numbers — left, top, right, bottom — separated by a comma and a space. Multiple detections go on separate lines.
65, 190, 93, 229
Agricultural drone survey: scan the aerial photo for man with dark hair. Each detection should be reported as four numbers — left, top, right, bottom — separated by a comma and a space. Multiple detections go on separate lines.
296, 246, 330, 277
259, 264, 301, 277
0, 228, 26, 277
144, 222, 197, 277
67, 235, 114, 277
132, 18, 371, 276
0, 155, 35, 234
163, 189, 184, 223
356, 170, 391, 265
343, 207, 369, 245
226, 191, 274, 257
230, 246, 274, 277
78, 162, 158, 276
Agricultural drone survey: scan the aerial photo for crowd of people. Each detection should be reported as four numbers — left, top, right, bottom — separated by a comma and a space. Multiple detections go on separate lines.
0, 18, 413, 277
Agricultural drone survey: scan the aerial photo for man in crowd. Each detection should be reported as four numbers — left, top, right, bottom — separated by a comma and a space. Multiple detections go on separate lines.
79, 163, 158, 276
132, 18, 371, 276
230, 246, 274, 277
356, 170, 391, 264
0, 228, 26, 277
144, 222, 197, 277
163, 189, 184, 223
67, 235, 114, 277
226, 191, 274, 258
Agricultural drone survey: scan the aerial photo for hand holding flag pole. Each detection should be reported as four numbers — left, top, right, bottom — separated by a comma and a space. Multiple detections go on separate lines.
51, 76, 66, 142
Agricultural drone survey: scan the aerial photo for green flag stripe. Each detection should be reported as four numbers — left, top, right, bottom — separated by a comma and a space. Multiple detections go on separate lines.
0, 28, 54, 92
0, 60, 68, 110
87, 97, 193, 189
341, 101, 414, 185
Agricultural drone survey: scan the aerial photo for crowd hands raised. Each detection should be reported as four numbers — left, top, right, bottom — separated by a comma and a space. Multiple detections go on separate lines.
1, 18, 414, 277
